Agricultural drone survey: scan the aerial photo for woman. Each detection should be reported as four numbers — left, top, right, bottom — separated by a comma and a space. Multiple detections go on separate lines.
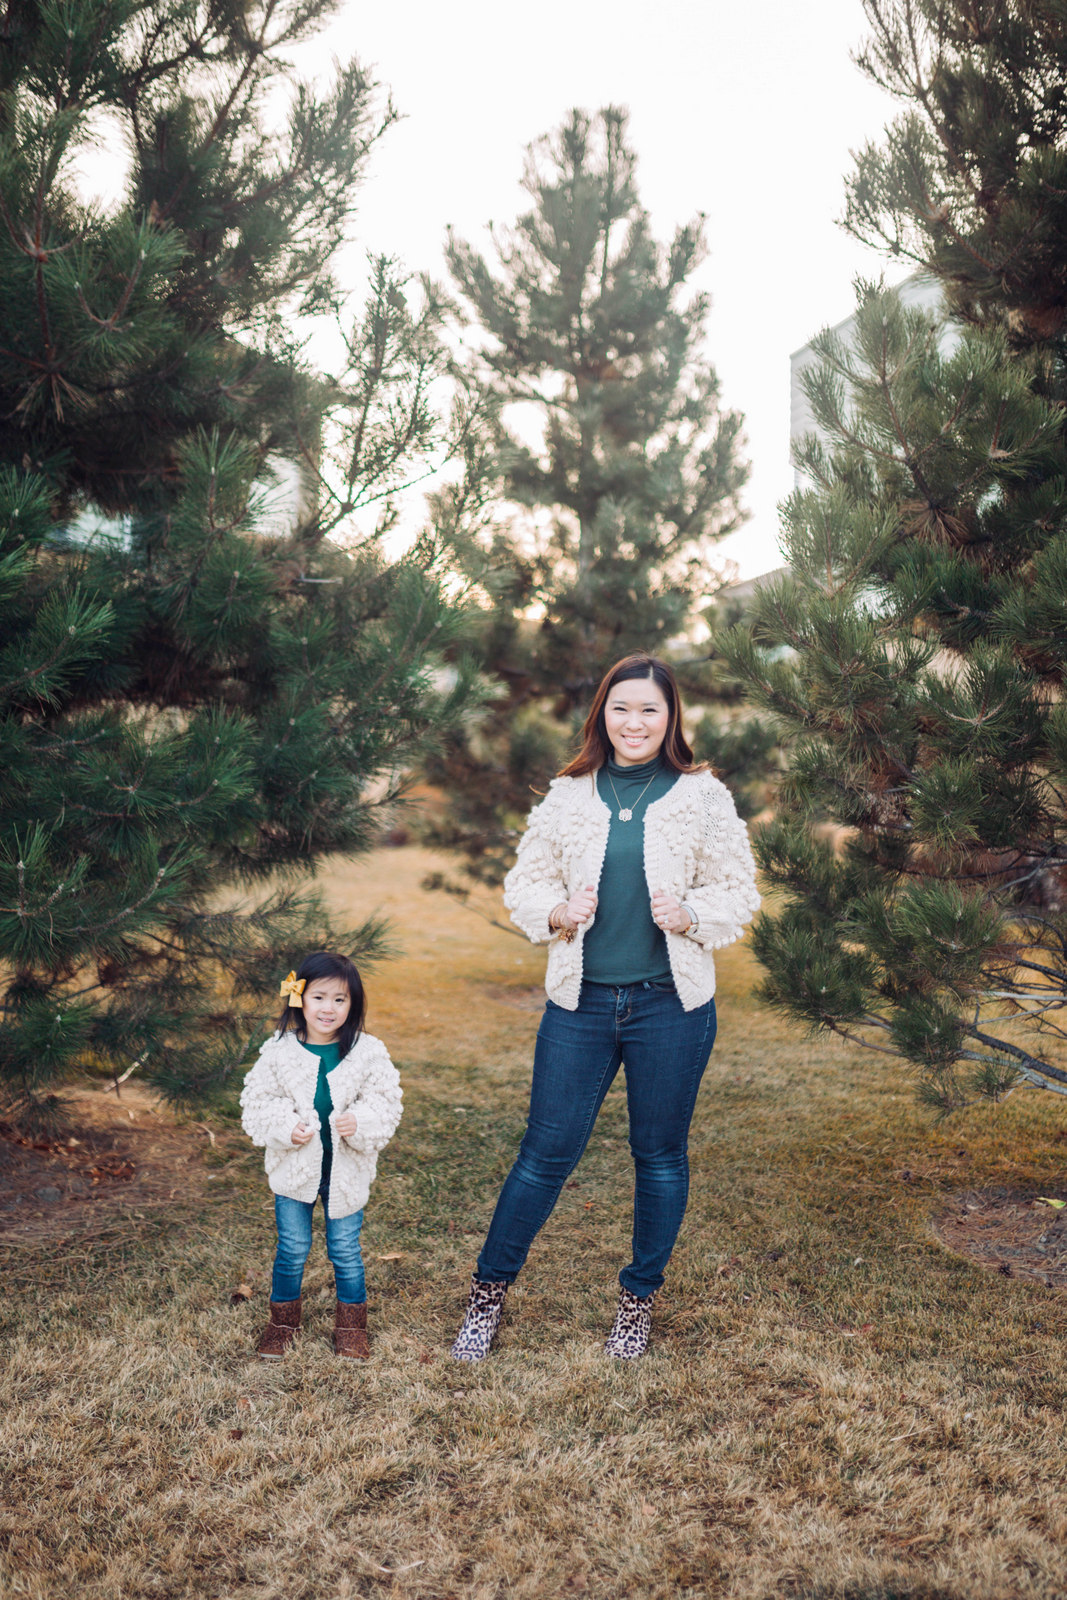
450, 653, 760, 1363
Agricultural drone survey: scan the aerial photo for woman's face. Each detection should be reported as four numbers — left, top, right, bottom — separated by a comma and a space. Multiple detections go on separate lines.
302, 977, 352, 1044
603, 676, 671, 767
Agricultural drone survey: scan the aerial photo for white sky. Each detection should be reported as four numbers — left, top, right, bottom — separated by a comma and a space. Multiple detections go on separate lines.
291, 0, 907, 581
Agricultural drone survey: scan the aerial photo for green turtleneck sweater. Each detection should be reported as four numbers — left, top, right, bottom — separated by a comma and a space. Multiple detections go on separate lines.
305, 1039, 341, 1172
581, 755, 679, 987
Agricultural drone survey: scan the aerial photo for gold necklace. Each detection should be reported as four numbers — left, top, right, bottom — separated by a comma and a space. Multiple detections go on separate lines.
605, 767, 659, 822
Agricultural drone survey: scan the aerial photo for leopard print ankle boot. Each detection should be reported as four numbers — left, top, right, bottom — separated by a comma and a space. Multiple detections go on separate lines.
450, 1274, 509, 1362
604, 1285, 656, 1359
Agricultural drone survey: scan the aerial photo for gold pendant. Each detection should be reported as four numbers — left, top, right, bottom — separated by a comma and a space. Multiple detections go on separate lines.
618, 808, 633, 821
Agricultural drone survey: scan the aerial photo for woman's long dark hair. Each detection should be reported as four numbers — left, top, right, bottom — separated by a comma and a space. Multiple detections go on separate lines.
276, 951, 365, 1058
559, 654, 707, 778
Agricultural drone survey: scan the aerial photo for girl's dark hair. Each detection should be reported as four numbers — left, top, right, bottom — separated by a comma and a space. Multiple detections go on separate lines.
559, 654, 707, 778
276, 951, 365, 1057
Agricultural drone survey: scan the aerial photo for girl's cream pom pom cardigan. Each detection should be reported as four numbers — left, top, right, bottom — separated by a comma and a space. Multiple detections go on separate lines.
240, 1029, 402, 1218
502, 769, 760, 1012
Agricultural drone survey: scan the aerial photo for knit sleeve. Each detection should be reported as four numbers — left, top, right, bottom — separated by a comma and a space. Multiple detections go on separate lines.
502, 783, 570, 945
239, 1040, 300, 1150
682, 777, 761, 950
339, 1037, 403, 1156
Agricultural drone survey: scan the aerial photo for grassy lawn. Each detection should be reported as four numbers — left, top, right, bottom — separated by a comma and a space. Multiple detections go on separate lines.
2, 844, 1066, 1600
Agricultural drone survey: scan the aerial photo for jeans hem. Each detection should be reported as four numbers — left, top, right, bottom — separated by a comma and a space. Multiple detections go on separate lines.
619, 1270, 665, 1298
473, 1262, 520, 1285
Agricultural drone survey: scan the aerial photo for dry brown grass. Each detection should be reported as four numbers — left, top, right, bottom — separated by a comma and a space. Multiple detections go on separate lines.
3, 845, 1067, 1600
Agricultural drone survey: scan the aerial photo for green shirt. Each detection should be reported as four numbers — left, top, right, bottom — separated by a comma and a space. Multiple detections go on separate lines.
581, 756, 679, 987
306, 1040, 341, 1166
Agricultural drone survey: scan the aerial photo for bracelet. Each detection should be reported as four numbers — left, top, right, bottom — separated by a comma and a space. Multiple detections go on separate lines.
681, 903, 699, 936
549, 903, 577, 943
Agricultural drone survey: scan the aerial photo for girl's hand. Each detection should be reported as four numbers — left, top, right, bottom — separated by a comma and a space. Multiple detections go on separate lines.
561, 885, 598, 929
291, 1120, 314, 1147
651, 889, 692, 934
334, 1111, 358, 1139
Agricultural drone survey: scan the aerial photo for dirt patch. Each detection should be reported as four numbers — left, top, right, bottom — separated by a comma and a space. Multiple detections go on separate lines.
0, 1083, 222, 1243
932, 1189, 1067, 1292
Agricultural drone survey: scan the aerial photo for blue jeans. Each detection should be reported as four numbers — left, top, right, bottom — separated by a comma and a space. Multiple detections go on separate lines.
270, 1176, 365, 1304
477, 981, 717, 1298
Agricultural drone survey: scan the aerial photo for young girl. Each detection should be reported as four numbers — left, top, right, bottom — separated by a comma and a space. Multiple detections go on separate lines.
240, 951, 403, 1360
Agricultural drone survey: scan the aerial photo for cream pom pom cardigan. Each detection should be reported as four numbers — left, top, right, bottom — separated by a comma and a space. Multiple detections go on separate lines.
240, 1029, 402, 1219
502, 768, 761, 1012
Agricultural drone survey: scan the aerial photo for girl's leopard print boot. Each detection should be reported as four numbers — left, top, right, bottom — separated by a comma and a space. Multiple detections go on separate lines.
604, 1285, 656, 1359
450, 1274, 509, 1362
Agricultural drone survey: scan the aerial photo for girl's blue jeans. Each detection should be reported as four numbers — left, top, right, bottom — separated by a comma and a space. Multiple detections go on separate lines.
270, 1175, 365, 1304
477, 981, 717, 1298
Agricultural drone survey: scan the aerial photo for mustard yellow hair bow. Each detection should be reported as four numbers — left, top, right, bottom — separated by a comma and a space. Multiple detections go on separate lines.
279, 971, 306, 1008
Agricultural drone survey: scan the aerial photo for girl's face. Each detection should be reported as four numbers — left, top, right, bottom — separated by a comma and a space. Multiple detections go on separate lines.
302, 978, 352, 1044
603, 676, 671, 767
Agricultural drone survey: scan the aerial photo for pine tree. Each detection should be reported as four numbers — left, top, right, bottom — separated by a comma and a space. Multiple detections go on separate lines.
0, 0, 471, 1119
846, 0, 1067, 368
721, 0, 1067, 1109
424, 107, 763, 886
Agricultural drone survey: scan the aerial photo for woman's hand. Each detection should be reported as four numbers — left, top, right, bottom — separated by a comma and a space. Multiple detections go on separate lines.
651, 889, 692, 935
557, 885, 598, 930
335, 1110, 358, 1139
291, 1120, 314, 1147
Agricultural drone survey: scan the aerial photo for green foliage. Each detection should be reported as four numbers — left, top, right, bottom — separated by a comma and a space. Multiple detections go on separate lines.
690, 711, 779, 823
0, 0, 472, 1120
423, 107, 770, 883
847, 0, 1067, 366
723, 1, 1067, 1108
